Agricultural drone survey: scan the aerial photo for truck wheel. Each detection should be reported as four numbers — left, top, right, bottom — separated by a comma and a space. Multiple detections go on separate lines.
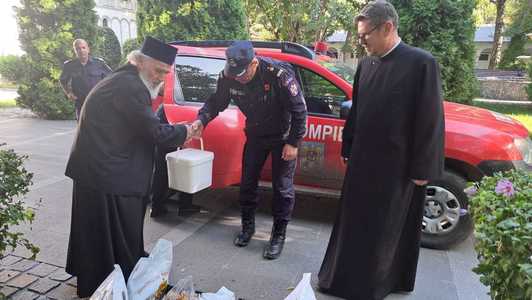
421, 170, 473, 249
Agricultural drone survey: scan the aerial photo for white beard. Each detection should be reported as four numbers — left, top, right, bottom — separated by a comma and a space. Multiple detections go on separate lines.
139, 72, 163, 100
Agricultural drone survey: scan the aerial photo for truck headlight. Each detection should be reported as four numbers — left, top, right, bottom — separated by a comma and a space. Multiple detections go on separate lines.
514, 137, 532, 165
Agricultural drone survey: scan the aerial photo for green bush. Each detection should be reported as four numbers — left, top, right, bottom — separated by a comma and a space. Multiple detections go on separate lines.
391, 0, 477, 104
0, 55, 26, 84
0, 145, 39, 259
15, 0, 98, 120
468, 170, 532, 299
94, 26, 121, 70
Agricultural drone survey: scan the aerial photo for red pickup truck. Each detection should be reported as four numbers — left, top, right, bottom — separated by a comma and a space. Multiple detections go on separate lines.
153, 41, 532, 249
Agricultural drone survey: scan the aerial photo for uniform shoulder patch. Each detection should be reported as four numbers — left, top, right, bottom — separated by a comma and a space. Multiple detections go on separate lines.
289, 81, 299, 97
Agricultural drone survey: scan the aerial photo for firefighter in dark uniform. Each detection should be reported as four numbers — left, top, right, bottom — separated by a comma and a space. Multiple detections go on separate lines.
191, 41, 307, 259
60, 39, 112, 120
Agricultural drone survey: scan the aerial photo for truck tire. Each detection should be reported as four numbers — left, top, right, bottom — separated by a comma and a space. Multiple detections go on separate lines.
421, 170, 473, 249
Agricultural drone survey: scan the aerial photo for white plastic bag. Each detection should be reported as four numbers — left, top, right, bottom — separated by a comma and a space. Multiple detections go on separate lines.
284, 273, 316, 300
199, 286, 235, 300
163, 276, 197, 300
90, 264, 129, 300
127, 239, 173, 300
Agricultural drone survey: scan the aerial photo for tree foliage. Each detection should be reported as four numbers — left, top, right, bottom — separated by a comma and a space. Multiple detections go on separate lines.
94, 26, 121, 70
498, 0, 532, 70
245, 0, 364, 44
137, 0, 248, 42
15, 0, 98, 119
391, 0, 478, 103
0, 55, 25, 83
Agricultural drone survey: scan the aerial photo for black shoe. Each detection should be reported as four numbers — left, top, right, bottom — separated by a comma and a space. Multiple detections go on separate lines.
234, 213, 255, 247
150, 205, 169, 218
263, 221, 287, 260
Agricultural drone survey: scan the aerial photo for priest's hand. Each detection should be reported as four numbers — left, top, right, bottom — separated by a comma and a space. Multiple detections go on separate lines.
282, 144, 298, 161
190, 120, 204, 139
412, 179, 428, 186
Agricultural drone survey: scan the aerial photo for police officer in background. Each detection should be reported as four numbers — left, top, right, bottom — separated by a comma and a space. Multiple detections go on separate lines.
60, 39, 112, 120
191, 41, 307, 259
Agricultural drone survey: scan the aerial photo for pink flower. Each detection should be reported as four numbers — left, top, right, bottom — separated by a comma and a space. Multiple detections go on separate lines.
495, 179, 515, 197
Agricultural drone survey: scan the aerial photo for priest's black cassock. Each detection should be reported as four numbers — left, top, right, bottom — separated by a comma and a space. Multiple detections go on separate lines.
318, 42, 445, 300
64, 64, 187, 297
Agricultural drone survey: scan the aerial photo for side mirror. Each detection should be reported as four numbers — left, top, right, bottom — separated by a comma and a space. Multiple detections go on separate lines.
340, 100, 352, 120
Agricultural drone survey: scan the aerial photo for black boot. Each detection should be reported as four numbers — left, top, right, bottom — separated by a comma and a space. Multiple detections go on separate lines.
263, 220, 287, 260
234, 211, 255, 247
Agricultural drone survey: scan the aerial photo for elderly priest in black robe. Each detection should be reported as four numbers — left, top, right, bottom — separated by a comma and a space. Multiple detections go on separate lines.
318, 2, 445, 300
64, 37, 190, 298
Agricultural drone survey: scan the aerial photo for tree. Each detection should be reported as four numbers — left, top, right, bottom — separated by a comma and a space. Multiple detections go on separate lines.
94, 26, 121, 70
245, 0, 362, 45
488, 0, 508, 69
391, 0, 478, 103
137, 0, 248, 42
0, 55, 25, 83
498, 0, 532, 70
15, 0, 98, 119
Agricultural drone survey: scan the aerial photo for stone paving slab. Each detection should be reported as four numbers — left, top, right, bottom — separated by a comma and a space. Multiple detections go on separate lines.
0, 269, 21, 283
46, 283, 78, 300
28, 278, 61, 294
48, 268, 72, 282
27, 264, 58, 278
10, 290, 40, 300
6, 273, 39, 289
10, 260, 39, 272
0, 255, 23, 266
0, 286, 18, 297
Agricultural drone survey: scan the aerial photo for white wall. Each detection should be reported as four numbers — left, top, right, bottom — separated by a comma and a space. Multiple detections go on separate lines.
94, 0, 137, 46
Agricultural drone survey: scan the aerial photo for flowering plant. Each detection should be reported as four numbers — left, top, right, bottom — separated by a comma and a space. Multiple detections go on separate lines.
468, 169, 531, 300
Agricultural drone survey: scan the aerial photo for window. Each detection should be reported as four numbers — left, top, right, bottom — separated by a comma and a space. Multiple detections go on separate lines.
479, 53, 489, 61
174, 56, 225, 103
102, 18, 108, 27
298, 68, 347, 118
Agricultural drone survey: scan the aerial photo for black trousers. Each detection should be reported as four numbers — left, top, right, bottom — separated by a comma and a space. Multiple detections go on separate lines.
240, 138, 297, 222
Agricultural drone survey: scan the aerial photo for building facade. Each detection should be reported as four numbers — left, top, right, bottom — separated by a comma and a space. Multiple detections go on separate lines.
94, 0, 137, 47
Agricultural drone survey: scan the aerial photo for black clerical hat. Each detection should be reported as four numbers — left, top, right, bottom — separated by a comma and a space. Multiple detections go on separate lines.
224, 41, 255, 77
140, 36, 177, 65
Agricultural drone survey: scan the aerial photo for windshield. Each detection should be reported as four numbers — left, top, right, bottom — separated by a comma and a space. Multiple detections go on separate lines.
317, 60, 356, 84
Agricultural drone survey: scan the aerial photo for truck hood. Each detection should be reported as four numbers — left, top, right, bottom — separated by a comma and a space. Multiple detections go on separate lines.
444, 102, 529, 139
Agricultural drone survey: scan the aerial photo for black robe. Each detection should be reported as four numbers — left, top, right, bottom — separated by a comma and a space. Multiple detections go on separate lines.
318, 42, 445, 300
65, 64, 188, 297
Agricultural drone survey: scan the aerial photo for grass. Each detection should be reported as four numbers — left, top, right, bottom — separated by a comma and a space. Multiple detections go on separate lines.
473, 102, 532, 134
0, 82, 18, 89
0, 98, 16, 108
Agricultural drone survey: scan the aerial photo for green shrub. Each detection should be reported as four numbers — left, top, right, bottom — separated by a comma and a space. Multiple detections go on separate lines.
468, 170, 532, 299
94, 26, 121, 70
0, 55, 26, 84
0, 145, 39, 259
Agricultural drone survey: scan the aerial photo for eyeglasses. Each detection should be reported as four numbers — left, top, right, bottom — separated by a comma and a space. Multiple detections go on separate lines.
357, 24, 381, 41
